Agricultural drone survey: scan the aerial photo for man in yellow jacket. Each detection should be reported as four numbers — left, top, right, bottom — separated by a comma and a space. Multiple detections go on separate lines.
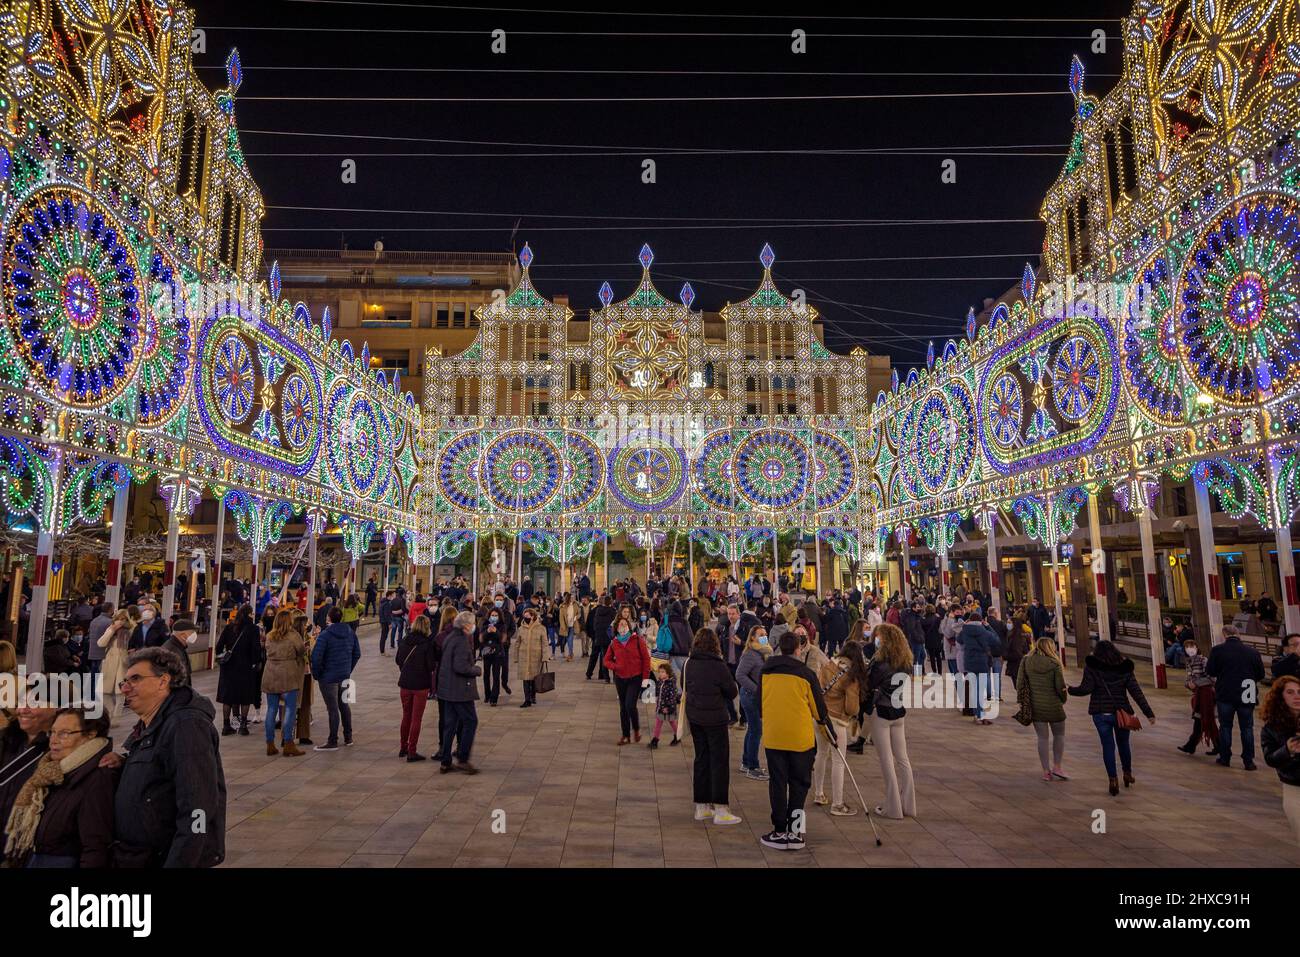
758, 630, 830, 851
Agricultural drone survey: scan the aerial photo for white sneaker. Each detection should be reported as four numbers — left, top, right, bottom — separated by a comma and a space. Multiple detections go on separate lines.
712, 807, 743, 826
694, 803, 715, 821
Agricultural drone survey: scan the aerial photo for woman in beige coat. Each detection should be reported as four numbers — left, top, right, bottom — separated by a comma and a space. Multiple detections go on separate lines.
261, 608, 306, 756
515, 608, 549, 708
560, 596, 581, 662
97, 609, 134, 717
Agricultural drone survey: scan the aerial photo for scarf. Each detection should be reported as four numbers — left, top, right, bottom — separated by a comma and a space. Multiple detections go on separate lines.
615, 630, 632, 645
4, 736, 108, 863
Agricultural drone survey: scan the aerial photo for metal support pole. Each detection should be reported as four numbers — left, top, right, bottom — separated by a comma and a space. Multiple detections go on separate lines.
1275, 523, 1300, 636
1136, 504, 1166, 688
1192, 478, 1224, 645
772, 528, 780, 594
814, 529, 823, 597
984, 510, 1001, 616
161, 506, 181, 619
209, 503, 227, 669
901, 534, 912, 602
472, 532, 480, 597
28, 529, 56, 663
1050, 543, 1066, 654
105, 481, 130, 609
1087, 493, 1110, 643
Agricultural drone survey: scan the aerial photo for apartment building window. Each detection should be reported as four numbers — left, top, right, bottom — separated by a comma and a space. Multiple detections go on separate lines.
376, 355, 409, 378
436, 304, 450, 328
418, 302, 432, 328
453, 304, 466, 328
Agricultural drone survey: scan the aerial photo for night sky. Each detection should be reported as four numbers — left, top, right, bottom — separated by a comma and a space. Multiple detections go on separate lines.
202, 0, 1132, 366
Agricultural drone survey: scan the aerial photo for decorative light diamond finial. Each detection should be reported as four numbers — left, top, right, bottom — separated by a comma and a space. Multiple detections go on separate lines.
226, 48, 243, 94
759, 243, 775, 270
598, 281, 613, 307
965, 306, 977, 341
269, 260, 280, 301
926, 340, 935, 369
1069, 54, 1085, 100
680, 282, 695, 308
519, 243, 533, 268
1021, 263, 1036, 302
321, 305, 332, 338
638, 243, 654, 270
891, 368, 900, 392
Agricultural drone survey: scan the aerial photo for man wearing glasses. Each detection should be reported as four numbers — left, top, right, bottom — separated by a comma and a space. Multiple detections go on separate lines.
99, 647, 226, 867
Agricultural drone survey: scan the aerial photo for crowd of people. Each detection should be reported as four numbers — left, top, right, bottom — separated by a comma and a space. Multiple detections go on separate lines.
2, 561, 1298, 865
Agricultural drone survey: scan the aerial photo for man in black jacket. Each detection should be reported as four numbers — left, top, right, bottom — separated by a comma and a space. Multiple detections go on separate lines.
107, 647, 225, 867
821, 599, 849, 657
586, 596, 615, 682
1207, 625, 1266, 770
436, 612, 482, 774
1272, 633, 1300, 681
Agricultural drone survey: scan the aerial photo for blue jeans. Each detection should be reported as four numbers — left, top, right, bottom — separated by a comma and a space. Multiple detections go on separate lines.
564, 627, 575, 656
390, 616, 407, 645
910, 641, 927, 674
1216, 701, 1255, 764
990, 660, 1003, 700
548, 626, 558, 653
265, 689, 299, 744
739, 688, 762, 770
1165, 644, 1186, 668
1092, 712, 1133, 778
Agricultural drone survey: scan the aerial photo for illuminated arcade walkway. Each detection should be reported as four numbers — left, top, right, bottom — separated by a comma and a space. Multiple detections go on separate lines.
193, 624, 1292, 868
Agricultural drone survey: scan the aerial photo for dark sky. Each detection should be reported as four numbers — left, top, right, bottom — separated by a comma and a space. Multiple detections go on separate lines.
201, 0, 1131, 366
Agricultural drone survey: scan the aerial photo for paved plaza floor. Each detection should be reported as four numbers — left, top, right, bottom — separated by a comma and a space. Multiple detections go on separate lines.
195, 621, 1296, 868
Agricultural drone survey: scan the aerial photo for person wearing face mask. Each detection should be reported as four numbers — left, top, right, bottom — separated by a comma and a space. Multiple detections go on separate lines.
1177, 637, 1220, 757
478, 607, 507, 706
128, 601, 168, 650
603, 613, 652, 745
161, 619, 197, 685
514, 608, 549, 708
489, 594, 517, 697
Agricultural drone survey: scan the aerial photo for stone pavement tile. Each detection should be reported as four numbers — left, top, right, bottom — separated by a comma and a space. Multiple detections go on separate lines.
344, 853, 403, 868
199, 624, 1297, 868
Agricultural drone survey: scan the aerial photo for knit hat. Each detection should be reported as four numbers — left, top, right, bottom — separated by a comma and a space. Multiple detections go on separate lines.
172, 618, 196, 633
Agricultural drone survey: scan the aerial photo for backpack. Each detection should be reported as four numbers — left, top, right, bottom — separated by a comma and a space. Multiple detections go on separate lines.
655, 620, 674, 655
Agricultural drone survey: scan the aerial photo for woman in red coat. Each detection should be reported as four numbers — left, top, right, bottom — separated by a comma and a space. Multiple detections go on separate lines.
603, 618, 651, 745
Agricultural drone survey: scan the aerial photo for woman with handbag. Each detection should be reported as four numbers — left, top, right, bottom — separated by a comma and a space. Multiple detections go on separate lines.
514, 607, 549, 708
815, 638, 869, 815
684, 628, 742, 826
216, 604, 264, 736
261, 608, 307, 757
1068, 640, 1156, 796
1015, 637, 1069, 782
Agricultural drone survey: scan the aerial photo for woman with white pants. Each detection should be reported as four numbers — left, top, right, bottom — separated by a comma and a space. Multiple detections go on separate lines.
865, 623, 916, 819
814, 639, 870, 816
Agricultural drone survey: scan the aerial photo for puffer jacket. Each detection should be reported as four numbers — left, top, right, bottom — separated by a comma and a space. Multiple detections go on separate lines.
956, 622, 1001, 673
735, 645, 769, 695
1068, 655, 1154, 718
113, 687, 225, 868
1015, 652, 1067, 723
310, 622, 360, 685
685, 650, 739, 727
668, 612, 693, 657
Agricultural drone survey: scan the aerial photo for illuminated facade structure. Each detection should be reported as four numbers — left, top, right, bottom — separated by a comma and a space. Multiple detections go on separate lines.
2, 0, 1300, 685
0, 0, 419, 644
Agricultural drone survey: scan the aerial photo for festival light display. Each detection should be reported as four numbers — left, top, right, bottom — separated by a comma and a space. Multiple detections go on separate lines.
0, 0, 420, 573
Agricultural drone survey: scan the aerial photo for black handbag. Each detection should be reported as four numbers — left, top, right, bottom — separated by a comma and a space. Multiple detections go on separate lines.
534, 661, 556, 695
